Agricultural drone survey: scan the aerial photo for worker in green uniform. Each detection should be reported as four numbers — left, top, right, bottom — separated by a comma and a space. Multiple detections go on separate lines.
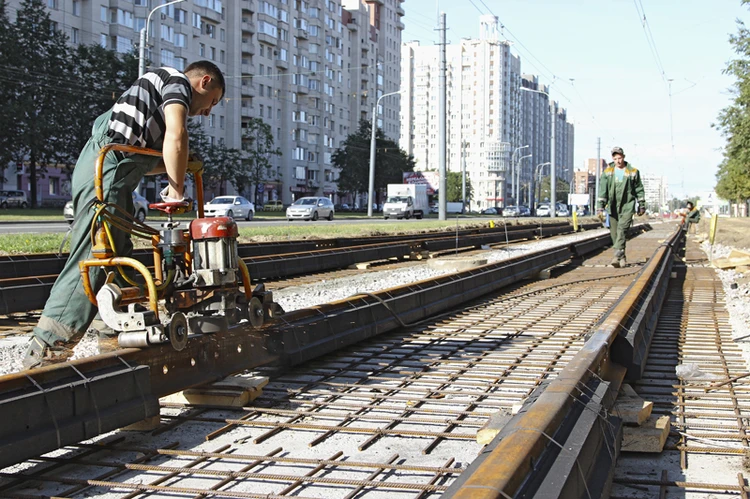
596, 146, 646, 268
684, 201, 701, 234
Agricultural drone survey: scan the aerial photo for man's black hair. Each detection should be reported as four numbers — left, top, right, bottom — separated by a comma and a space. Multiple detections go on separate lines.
185, 60, 226, 99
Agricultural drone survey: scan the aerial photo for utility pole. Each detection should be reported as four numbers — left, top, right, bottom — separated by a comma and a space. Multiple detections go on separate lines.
550, 104, 556, 218
438, 12, 447, 221
595, 137, 601, 210
462, 141, 467, 210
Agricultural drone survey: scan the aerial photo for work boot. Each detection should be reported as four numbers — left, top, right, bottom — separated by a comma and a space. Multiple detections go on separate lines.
611, 249, 624, 268
90, 318, 119, 354
22, 336, 74, 370
619, 255, 628, 267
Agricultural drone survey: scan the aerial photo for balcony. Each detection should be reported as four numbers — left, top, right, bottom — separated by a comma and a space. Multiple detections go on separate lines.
275, 58, 288, 70
396, 20, 404, 30
241, 106, 254, 118
241, 62, 255, 74
296, 84, 309, 95
240, 82, 256, 97
295, 28, 308, 39
241, 20, 255, 33
257, 32, 277, 46
241, 40, 255, 54
396, 5, 404, 16
367, 0, 384, 5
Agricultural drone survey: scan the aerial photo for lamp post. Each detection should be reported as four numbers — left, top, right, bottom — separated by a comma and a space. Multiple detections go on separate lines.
510, 145, 528, 204
520, 86, 556, 217
516, 153, 532, 206
533, 161, 550, 214
139, 0, 186, 77
462, 141, 468, 211
368, 90, 402, 217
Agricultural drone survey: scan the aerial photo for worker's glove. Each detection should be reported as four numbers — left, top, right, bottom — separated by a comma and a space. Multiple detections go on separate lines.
596, 208, 605, 220
637, 207, 646, 216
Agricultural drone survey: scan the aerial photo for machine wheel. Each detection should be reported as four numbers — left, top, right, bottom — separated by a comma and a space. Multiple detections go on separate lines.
168, 312, 188, 351
226, 210, 234, 219
249, 297, 264, 328
327, 211, 334, 221
287, 218, 293, 222
417, 212, 423, 219
246, 209, 254, 221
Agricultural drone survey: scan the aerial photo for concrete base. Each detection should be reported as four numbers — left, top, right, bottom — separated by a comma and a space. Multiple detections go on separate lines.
612, 384, 653, 425
123, 415, 161, 432
427, 256, 488, 272
621, 415, 670, 453
161, 376, 269, 408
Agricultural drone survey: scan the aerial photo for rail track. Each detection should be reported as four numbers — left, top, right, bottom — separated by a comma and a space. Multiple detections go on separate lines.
0, 221, 745, 497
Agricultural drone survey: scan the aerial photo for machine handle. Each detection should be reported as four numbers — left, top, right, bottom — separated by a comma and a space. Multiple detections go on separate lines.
149, 200, 192, 215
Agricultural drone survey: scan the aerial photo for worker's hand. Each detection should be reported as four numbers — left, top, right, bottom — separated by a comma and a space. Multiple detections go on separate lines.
596, 208, 604, 217
186, 158, 204, 176
637, 207, 646, 217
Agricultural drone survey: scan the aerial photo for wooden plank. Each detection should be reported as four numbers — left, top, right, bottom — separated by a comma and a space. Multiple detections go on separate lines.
621, 415, 670, 453
161, 376, 269, 408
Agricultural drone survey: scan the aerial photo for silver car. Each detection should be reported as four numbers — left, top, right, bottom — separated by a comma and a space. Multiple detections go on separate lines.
286, 197, 335, 221
63, 191, 149, 224
203, 196, 255, 220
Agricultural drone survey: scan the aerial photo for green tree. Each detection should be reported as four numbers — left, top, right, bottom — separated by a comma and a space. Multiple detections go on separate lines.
333, 120, 415, 202
242, 117, 281, 205
187, 120, 243, 196
11, 0, 73, 207
714, 1, 750, 207
537, 176, 570, 205
445, 171, 473, 203
61, 45, 138, 164
0, 0, 19, 182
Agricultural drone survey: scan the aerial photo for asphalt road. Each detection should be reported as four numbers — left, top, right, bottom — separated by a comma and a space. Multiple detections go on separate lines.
0, 215, 475, 234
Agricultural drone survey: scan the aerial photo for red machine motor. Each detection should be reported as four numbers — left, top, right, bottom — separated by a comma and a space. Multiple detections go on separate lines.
189, 217, 239, 287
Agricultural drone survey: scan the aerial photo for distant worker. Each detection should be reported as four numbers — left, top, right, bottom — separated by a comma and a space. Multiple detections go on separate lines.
684, 201, 701, 233
597, 146, 646, 268
23, 61, 225, 369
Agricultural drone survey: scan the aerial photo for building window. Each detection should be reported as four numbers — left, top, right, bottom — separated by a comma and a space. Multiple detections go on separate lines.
100, 33, 108, 48
210, 46, 216, 60
220, 50, 225, 63
71, 28, 79, 43
49, 177, 59, 195
205, 23, 215, 38
101, 6, 108, 23
220, 28, 225, 42
220, 116, 225, 129
209, 114, 215, 127
72, 0, 80, 16
199, 43, 205, 56
47, 0, 57, 9
192, 12, 202, 29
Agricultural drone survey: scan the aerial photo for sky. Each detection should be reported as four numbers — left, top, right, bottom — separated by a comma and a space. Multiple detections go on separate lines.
400, 0, 749, 199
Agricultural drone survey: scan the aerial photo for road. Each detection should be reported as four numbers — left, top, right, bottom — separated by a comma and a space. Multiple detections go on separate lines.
0, 216, 478, 234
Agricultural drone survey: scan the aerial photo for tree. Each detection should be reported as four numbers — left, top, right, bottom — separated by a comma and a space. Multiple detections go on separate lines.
11, 0, 73, 207
445, 171, 473, 203
333, 120, 415, 202
61, 45, 138, 164
538, 176, 570, 205
0, 0, 19, 182
242, 117, 281, 205
714, 1, 750, 208
187, 120, 243, 196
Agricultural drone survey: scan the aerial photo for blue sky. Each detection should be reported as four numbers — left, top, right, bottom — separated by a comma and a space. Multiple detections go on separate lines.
400, 0, 748, 198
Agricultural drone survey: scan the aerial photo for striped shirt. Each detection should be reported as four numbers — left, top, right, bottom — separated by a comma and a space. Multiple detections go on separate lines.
107, 67, 192, 150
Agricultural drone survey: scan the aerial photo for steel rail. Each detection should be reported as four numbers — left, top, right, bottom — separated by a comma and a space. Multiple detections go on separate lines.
443, 224, 682, 498
0, 222, 601, 315
0, 225, 626, 470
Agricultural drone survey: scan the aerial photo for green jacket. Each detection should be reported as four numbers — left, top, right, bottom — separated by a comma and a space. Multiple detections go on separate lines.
686, 208, 700, 224
597, 162, 646, 214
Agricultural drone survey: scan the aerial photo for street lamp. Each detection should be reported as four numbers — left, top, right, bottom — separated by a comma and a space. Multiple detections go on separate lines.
520, 86, 556, 217
368, 90, 402, 217
511, 145, 529, 204
139, 0, 186, 77
533, 161, 550, 214
516, 153, 532, 206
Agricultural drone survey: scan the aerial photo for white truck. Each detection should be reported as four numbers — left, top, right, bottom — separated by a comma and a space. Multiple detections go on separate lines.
383, 184, 428, 220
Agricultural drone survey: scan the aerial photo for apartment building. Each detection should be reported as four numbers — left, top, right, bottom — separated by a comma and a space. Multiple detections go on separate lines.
641, 173, 669, 211
400, 15, 574, 211
6, 0, 404, 206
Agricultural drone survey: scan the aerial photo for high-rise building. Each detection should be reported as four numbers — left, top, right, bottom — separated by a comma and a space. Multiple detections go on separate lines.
5, 0, 404, 206
400, 16, 575, 211
642, 174, 669, 211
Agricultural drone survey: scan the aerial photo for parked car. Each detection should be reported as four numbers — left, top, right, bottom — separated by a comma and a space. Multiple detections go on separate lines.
0, 190, 28, 208
536, 204, 551, 217
481, 207, 501, 215
286, 197, 335, 221
334, 203, 351, 212
556, 204, 570, 217
503, 205, 520, 217
519, 206, 531, 217
429, 202, 438, 214
262, 199, 284, 212
203, 196, 254, 220
63, 191, 149, 224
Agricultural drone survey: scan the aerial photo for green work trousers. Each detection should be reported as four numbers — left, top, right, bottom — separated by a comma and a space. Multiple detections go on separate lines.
609, 210, 634, 253
32, 110, 160, 346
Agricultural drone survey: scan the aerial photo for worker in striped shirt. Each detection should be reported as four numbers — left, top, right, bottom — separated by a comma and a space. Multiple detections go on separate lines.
23, 61, 225, 370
